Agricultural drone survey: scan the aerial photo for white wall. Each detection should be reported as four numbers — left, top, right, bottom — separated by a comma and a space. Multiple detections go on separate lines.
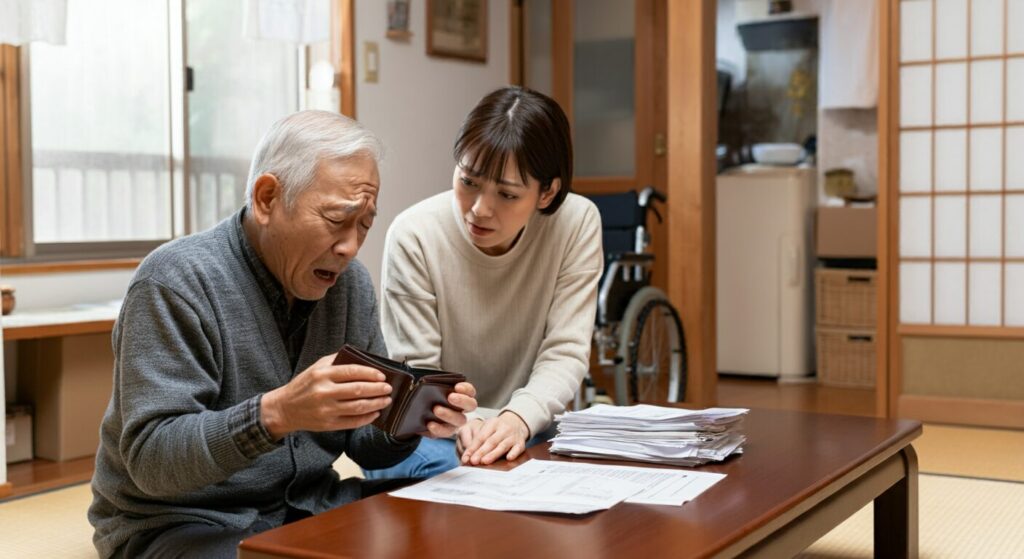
353, 0, 510, 289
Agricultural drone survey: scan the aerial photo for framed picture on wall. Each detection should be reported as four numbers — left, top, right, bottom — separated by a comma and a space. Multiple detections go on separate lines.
426, 0, 487, 62
386, 0, 412, 40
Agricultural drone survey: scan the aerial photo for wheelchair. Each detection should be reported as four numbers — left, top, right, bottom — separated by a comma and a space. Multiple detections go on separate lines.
580, 186, 688, 406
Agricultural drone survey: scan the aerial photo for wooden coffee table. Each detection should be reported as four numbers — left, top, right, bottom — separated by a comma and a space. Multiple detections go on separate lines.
239, 408, 921, 558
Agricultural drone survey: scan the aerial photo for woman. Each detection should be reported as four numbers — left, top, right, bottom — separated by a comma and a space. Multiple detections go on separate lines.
365, 86, 602, 478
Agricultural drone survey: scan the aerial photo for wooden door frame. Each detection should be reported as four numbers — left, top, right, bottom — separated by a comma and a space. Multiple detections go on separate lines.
666, 1, 718, 407
533, 0, 717, 406
877, 0, 894, 418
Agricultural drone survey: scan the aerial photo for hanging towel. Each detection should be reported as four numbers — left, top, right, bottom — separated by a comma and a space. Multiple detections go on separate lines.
0, 0, 67, 46
819, 0, 878, 109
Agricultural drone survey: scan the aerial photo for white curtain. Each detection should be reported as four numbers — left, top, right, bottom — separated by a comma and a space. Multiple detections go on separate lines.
0, 0, 67, 46
243, 0, 330, 44
819, 0, 878, 109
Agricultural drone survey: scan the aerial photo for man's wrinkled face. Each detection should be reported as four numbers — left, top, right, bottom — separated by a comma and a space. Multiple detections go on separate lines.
256, 155, 379, 303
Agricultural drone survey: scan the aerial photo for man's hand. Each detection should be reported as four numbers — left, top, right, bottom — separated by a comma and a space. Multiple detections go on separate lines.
458, 412, 530, 465
423, 382, 477, 439
260, 354, 393, 440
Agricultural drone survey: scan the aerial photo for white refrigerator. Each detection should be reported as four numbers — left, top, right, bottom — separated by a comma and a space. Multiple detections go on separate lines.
716, 165, 816, 379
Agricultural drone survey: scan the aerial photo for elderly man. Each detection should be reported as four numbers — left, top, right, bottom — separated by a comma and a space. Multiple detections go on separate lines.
89, 111, 477, 559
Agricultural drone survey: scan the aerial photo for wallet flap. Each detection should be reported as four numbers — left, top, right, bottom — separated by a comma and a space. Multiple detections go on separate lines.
332, 345, 467, 437
391, 383, 458, 437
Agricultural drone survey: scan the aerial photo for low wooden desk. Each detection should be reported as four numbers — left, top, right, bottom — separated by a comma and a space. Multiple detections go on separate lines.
239, 409, 921, 559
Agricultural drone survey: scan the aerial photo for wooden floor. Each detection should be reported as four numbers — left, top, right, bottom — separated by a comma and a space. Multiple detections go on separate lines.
716, 375, 876, 417
0, 377, 875, 502
5, 456, 95, 500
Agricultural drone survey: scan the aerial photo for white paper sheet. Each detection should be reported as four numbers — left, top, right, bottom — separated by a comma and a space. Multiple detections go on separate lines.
388, 466, 644, 515
510, 460, 726, 506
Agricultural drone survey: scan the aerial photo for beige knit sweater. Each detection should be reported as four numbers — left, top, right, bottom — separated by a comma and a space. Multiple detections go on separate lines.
380, 190, 603, 436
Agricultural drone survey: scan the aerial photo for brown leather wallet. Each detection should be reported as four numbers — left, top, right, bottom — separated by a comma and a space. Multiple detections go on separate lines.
333, 345, 467, 438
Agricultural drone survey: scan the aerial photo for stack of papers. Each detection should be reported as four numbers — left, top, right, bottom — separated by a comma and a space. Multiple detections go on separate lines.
389, 459, 727, 514
549, 404, 749, 466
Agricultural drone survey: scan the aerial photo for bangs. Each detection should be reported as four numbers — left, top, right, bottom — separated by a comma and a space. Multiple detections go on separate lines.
454, 122, 532, 186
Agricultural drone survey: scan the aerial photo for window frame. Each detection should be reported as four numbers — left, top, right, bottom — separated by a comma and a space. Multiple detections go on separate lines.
0, 0, 355, 267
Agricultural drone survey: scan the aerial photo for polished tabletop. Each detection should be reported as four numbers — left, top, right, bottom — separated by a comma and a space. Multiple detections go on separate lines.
239, 408, 921, 559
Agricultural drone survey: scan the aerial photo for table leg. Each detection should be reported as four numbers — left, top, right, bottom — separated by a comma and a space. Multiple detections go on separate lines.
873, 445, 918, 558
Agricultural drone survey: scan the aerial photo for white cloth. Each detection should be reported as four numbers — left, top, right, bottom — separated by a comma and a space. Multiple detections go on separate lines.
380, 191, 603, 437
243, 0, 329, 44
819, 0, 878, 109
0, 0, 67, 46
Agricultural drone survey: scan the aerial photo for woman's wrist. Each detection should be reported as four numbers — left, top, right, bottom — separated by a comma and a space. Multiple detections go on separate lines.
499, 410, 531, 440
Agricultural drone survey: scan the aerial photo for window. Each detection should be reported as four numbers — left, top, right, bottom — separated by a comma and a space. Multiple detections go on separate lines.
30, 0, 173, 247
0, 0, 353, 261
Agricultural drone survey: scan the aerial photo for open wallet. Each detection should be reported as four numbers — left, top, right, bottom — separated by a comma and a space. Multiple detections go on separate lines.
332, 345, 467, 438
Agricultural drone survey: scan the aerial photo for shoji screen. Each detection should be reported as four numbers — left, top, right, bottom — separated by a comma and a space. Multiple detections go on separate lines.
893, 0, 1024, 428
898, 0, 1024, 327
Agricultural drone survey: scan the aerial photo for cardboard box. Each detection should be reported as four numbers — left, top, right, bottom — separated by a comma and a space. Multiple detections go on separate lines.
816, 207, 877, 258
5, 405, 33, 463
17, 334, 113, 461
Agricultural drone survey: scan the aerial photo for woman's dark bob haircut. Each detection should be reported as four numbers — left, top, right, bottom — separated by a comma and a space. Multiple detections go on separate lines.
453, 86, 572, 215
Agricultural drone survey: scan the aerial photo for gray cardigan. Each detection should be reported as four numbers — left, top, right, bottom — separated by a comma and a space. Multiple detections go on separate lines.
89, 211, 417, 558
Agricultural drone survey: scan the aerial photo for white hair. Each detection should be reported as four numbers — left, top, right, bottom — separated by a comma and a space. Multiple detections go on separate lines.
245, 110, 384, 210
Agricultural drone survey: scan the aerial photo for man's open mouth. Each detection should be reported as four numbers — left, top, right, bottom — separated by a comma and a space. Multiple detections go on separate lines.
314, 269, 338, 282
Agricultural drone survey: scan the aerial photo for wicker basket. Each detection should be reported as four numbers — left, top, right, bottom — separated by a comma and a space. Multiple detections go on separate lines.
816, 327, 876, 388
815, 268, 876, 328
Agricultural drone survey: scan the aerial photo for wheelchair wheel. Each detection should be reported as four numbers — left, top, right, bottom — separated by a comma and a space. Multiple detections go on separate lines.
613, 287, 687, 405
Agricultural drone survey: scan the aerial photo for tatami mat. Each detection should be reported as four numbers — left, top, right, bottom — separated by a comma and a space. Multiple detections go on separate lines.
915, 424, 1024, 482
800, 474, 1024, 559
0, 483, 95, 558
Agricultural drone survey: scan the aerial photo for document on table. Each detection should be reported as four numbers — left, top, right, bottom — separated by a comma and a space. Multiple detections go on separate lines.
389, 466, 644, 515
389, 459, 727, 513
511, 460, 725, 506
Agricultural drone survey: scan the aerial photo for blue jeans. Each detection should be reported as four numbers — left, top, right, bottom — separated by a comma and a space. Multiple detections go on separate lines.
364, 426, 557, 480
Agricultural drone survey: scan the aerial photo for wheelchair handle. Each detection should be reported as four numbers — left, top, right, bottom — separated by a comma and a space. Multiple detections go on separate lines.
638, 185, 667, 207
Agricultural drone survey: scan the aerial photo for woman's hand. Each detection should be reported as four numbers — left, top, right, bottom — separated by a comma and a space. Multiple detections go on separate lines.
458, 412, 530, 465
424, 381, 477, 438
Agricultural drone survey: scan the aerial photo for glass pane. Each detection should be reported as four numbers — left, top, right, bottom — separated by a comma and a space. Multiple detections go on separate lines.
525, 0, 553, 96
573, 0, 635, 177
934, 262, 966, 324
1010, 0, 1024, 53
935, 129, 967, 191
1008, 58, 1024, 122
1005, 264, 1024, 325
30, 0, 171, 243
936, 0, 968, 58
900, 131, 932, 192
934, 195, 966, 256
900, 196, 932, 257
971, 0, 1004, 57
900, 66, 932, 127
969, 194, 1002, 257
1008, 127, 1024, 189
1006, 195, 1024, 257
901, 0, 933, 62
969, 128, 1002, 191
969, 60, 1003, 124
968, 262, 1001, 325
934, 63, 967, 125
900, 262, 932, 323
187, 1, 301, 232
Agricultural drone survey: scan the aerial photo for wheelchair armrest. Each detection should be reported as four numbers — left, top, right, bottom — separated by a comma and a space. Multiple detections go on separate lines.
608, 252, 654, 265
